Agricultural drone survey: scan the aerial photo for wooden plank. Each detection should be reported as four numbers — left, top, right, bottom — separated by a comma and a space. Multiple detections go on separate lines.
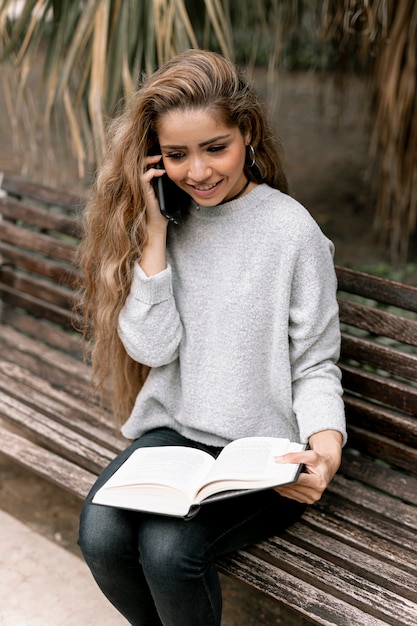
336, 266, 417, 313
340, 449, 417, 506
244, 537, 417, 625
314, 490, 417, 554
0, 423, 94, 499
338, 299, 417, 346
0, 324, 94, 391
284, 523, 417, 601
327, 474, 417, 531
0, 220, 75, 264
347, 425, 417, 475
0, 243, 79, 287
341, 364, 417, 416
343, 394, 417, 447
0, 391, 115, 474
0, 361, 121, 453
1, 174, 82, 212
1, 269, 75, 310
218, 551, 391, 626
1, 311, 83, 356
340, 333, 417, 381
301, 507, 417, 574
0, 195, 82, 237
0, 284, 75, 328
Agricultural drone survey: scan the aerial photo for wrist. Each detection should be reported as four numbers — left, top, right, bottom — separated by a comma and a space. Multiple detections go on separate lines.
140, 231, 167, 277
308, 430, 342, 468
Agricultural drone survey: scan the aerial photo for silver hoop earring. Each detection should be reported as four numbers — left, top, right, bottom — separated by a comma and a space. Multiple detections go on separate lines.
246, 145, 256, 168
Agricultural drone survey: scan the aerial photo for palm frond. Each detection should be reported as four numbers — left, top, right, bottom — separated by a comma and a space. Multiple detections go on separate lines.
322, 0, 417, 261
0, 0, 235, 173
1, 0, 416, 260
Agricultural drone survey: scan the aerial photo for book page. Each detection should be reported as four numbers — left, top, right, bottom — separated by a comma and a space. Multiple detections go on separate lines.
97, 446, 215, 499
196, 437, 304, 500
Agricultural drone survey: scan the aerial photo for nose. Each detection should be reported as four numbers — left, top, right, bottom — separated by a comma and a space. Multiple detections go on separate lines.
188, 155, 211, 182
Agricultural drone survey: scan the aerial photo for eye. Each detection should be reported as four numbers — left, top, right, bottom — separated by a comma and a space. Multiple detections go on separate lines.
207, 145, 226, 153
165, 152, 185, 160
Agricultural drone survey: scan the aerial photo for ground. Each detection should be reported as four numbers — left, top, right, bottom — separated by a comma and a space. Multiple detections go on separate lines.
0, 68, 414, 624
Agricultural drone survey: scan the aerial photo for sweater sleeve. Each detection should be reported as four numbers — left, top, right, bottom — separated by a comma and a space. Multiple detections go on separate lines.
289, 227, 347, 445
118, 263, 182, 367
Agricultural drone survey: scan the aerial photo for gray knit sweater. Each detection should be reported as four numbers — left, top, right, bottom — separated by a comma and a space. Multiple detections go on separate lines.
119, 184, 346, 447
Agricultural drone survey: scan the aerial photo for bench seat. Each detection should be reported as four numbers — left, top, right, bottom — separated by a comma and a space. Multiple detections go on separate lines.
1, 173, 417, 625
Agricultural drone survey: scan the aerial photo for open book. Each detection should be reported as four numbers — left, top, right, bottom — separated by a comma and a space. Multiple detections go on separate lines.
92, 437, 306, 518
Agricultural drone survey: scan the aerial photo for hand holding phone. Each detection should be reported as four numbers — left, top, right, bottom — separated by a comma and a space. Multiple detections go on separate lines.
152, 161, 188, 225
152, 161, 180, 225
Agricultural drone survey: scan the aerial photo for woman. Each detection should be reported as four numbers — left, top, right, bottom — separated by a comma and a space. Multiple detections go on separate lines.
78, 49, 346, 625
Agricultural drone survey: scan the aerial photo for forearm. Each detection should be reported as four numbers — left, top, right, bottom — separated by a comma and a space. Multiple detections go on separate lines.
140, 153, 169, 277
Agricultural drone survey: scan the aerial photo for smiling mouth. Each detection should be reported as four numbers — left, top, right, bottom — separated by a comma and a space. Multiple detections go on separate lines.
191, 180, 222, 192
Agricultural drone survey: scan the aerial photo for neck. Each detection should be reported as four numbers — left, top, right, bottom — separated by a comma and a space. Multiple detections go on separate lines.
218, 179, 250, 205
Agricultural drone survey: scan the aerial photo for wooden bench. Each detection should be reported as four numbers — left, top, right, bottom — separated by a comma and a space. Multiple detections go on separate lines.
1, 173, 417, 626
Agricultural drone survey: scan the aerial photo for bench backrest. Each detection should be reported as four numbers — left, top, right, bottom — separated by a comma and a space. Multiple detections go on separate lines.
336, 267, 417, 483
1, 174, 417, 484
0, 174, 83, 356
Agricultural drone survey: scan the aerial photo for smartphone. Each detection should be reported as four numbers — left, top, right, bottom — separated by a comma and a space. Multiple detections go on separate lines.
153, 161, 185, 225
149, 147, 190, 225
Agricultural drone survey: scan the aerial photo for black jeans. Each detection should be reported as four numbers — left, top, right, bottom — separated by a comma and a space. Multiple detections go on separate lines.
78, 428, 306, 626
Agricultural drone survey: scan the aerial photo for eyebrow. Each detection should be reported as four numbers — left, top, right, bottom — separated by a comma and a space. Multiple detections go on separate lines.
160, 134, 232, 150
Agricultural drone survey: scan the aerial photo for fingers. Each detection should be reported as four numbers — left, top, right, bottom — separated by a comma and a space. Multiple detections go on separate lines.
275, 472, 324, 504
274, 449, 331, 504
143, 154, 165, 175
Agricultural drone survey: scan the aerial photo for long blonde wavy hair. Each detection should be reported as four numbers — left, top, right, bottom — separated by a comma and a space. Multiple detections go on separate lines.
77, 49, 288, 427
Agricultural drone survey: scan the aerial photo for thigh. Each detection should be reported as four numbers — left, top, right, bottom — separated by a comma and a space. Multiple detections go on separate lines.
79, 428, 196, 554
80, 428, 305, 563
138, 488, 306, 568
84, 427, 207, 504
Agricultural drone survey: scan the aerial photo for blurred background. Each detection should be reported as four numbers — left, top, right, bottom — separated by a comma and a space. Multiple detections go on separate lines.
0, 0, 416, 269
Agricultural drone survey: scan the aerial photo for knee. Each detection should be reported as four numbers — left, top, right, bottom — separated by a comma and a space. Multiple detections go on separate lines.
78, 502, 131, 567
139, 520, 211, 583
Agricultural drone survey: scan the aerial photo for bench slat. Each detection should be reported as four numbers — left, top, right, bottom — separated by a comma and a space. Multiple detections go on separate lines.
0, 195, 81, 237
219, 551, 391, 626
302, 507, 417, 574
0, 220, 76, 264
340, 449, 417, 505
347, 424, 417, 475
0, 283, 74, 328
0, 361, 121, 453
224, 551, 392, 626
315, 490, 417, 553
1, 267, 75, 310
244, 537, 417, 625
341, 364, 417, 416
340, 333, 417, 380
343, 394, 417, 448
1, 174, 81, 211
336, 266, 417, 313
0, 423, 94, 499
285, 523, 417, 600
1, 311, 83, 355
328, 474, 417, 530
0, 391, 114, 473
0, 325, 96, 401
0, 243, 79, 286
339, 299, 417, 347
